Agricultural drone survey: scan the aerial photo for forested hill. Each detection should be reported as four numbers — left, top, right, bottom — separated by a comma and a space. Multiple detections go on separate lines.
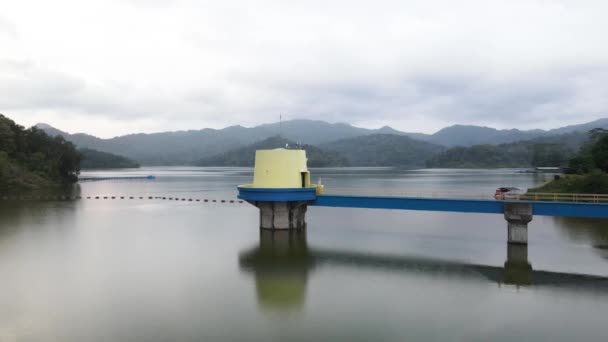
37, 120, 414, 165
425, 132, 587, 168
37, 118, 608, 165
320, 134, 445, 166
196, 136, 349, 167
0, 114, 80, 189
80, 149, 140, 169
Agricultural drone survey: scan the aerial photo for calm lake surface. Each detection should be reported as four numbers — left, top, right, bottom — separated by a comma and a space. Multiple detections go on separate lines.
1, 167, 608, 341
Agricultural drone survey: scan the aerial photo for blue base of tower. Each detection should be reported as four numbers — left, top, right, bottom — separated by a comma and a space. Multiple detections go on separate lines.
237, 186, 317, 202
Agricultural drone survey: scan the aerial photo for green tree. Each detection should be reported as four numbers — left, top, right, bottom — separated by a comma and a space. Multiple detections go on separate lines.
567, 155, 596, 174
0, 120, 15, 153
0, 151, 9, 188
0, 113, 82, 189
591, 135, 608, 172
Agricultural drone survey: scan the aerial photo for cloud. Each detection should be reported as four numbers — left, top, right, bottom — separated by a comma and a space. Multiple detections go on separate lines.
0, 15, 17, 38
0, 60, 85, 109
1, 0, 607, 136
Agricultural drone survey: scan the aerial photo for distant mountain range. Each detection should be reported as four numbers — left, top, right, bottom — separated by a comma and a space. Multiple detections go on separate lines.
320, 134, 444, 167
424, 119, 608, 146
196, 134, 443, 167
196, 136, 349, 167
36, 118, 608, 166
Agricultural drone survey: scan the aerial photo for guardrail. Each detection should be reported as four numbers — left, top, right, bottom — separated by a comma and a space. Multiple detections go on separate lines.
515, 192, 608, 203
324, 188, 498, 200
322, 188, 608, 203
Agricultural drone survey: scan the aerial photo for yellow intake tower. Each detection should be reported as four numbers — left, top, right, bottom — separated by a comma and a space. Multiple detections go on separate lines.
238, 148, 323, 230
253, 149, 310, 188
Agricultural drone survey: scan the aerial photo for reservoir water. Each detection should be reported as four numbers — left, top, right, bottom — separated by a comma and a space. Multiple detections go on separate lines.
1, 167, 607, 341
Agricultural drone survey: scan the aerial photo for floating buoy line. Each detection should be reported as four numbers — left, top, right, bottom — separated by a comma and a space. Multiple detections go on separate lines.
0, 195, 245, 204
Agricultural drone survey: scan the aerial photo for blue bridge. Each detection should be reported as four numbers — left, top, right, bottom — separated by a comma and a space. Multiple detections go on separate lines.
237, 147, 608, 246
311, 195, 608, 219
238, 186, 608, 246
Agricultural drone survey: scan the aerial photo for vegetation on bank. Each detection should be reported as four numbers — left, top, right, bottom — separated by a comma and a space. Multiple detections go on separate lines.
425, 133, 585, 168
80, 148, 140, 169
0, 114, 81, 190
528, 172, 608, 194
529, 129, 608, 194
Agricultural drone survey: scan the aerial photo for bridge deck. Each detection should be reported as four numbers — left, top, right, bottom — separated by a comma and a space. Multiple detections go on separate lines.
312, 195, 608, 219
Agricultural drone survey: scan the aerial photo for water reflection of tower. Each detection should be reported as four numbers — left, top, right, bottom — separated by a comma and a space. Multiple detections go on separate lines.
238, 230, 536, 311
239, 230, 313, 312
239, 229, 608, 310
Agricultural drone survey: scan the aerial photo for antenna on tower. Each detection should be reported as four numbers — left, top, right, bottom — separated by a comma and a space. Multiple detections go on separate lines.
279, 114, 282, 138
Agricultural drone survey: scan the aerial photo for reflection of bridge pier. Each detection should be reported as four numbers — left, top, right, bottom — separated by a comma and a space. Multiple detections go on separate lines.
239, 229, 608, 312
503, 244, 532, 285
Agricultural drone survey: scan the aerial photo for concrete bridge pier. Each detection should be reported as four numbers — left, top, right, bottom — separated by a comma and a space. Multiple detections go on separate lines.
504, 203, 533, 245
251, 201, 308, 230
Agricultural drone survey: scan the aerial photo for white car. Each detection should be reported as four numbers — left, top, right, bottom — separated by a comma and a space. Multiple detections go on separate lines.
494, 187, 524, 200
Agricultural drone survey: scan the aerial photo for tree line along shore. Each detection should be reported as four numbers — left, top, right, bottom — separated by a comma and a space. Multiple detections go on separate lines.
0, 114, 139, 190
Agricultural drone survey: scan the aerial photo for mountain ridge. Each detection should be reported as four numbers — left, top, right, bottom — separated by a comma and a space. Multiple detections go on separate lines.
320, 134, 445, 167
35, 117, 608, 165
196, 136, 349, 167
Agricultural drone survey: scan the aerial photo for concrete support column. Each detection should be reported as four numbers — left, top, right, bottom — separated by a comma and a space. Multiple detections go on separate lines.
504, 203, 533, 245
253, 201, 308, 230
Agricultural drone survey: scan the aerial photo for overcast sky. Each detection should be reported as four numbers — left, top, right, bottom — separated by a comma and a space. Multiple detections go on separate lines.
1, 0, 607, 138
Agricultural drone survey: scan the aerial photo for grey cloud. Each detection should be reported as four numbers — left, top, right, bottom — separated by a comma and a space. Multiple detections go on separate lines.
0, 60, 172, 119
2, 0, 608, 135
0, 60, 85, 108
421, 67, 608, 126
4, 56, 605, 134
227, 63, 608, 130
